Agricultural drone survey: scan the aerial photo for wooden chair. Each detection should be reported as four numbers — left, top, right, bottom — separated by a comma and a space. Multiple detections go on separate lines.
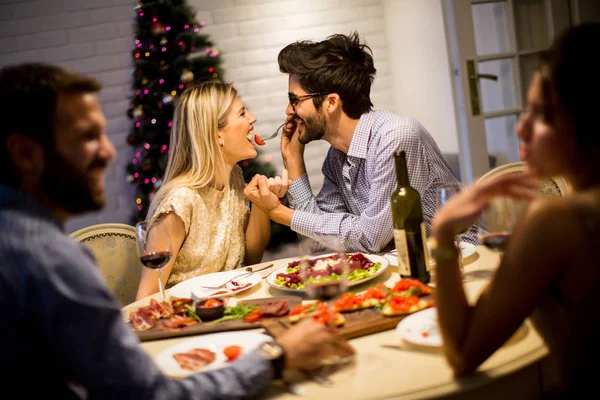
477, 161, 569, 198
70, 223, 142, 306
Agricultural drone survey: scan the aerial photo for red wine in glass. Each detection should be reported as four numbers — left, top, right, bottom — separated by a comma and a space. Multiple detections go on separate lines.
140, 251, 172, 270
135, 221, 172, 301
480, 232, 511, 252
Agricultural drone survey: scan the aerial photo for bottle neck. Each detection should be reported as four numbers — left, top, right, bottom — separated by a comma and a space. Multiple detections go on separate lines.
394, 152, 409, 187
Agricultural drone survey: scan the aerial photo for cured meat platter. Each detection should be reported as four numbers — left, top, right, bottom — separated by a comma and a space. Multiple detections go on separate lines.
131, 296, 302, 342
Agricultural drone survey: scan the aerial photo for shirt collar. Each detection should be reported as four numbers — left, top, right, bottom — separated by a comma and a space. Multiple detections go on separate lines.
0, 184, 63, 229
346, 111, 375, 160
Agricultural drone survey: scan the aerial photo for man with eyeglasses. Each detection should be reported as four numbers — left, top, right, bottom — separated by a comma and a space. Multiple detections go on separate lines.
245, 31, 478, 253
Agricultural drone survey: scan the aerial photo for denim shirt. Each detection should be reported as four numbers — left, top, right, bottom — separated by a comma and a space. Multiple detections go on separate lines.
0, 185, 271, 399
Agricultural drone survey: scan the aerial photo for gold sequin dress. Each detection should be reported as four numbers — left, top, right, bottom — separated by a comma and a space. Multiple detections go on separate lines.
150, 165, 250, 288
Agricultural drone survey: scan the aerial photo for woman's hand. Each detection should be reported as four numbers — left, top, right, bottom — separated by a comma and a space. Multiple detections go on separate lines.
244, 174, 283, 214
432, 172, 540, 239
265, 168, 292, 198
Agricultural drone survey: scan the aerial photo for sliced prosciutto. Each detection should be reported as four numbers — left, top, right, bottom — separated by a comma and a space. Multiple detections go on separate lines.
148, 298, 174, 318
130, 298, 176, 331
130, 307, 159, 331
173, 348, 216, 371
160, 315, 199, 332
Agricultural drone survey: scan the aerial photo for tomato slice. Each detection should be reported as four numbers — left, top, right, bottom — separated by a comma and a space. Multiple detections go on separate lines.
223, 345, 243, 361
202, 299, 222, 308
242, 308, 263, 323
254, 134, 265, 146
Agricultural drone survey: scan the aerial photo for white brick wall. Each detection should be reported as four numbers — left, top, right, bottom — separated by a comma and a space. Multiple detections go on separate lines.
0, 0, 393, 233
0, 0, 136, 233
187, 0, 394, 199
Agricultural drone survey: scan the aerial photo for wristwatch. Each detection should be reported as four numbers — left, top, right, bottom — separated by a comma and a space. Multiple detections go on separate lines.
428, 237, 460, 262
258, 341, 286, 380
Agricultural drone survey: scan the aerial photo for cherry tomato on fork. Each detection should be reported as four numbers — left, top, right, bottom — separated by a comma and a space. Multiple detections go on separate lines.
254, 134, 265, 146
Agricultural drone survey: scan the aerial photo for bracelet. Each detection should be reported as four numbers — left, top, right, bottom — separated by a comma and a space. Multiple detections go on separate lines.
429, 237, 459, 262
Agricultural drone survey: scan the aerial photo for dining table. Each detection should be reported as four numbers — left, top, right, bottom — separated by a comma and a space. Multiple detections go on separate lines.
122, 245, 556, 399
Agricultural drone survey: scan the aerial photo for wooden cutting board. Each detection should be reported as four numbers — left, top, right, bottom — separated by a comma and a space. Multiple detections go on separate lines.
133, 296, 302, 342
262, 296, 435, 341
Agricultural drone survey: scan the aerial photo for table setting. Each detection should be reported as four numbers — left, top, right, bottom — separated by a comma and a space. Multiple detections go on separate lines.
122, 243, 549, 399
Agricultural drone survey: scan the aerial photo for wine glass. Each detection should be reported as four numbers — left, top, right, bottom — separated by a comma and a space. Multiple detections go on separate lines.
436, 183, 466, 269
135, 220, 173, 301
299, 237, 351, 365
477, 197, 528, 253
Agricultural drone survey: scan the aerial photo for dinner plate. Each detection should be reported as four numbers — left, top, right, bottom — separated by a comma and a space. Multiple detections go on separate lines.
458, 241, 476, 260
383, 241, 477, 268
265, 253, 390, 293
396, 307, 441, 347
168, 270, 261, 299
154, 331, 273, 378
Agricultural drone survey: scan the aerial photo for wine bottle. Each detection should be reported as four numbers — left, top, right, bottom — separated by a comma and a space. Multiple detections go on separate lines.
390, 150, 431, 284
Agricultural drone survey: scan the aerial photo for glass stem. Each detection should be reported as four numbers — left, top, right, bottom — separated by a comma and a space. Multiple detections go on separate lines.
156, 269, 167, 301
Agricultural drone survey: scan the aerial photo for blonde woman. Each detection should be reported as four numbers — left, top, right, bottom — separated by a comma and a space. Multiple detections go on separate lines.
136, 82, 289, 300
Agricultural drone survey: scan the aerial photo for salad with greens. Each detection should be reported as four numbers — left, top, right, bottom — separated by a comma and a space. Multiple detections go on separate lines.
274, 253, 382, 289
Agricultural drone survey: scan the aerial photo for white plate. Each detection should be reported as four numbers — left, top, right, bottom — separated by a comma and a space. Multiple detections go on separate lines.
265, 253, 390, 293
458, 241, 476, 260
154, 331, 273, 378
396, 307, 441, 347
383, 241, 477, 267
168, 270, 261, 299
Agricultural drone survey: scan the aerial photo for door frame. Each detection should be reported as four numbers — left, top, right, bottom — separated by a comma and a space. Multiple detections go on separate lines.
441, 0, 574, 183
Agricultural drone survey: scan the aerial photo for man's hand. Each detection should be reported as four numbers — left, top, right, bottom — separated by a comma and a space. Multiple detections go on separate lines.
243, 174, 284, 215
265, 169, 292, 199
280, 114, 306, 180
277, 318, 355, 371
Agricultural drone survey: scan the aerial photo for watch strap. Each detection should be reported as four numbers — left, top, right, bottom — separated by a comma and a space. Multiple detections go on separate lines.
260, 341, 286, 380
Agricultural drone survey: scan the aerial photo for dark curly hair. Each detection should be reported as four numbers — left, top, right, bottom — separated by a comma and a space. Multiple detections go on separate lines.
278, 31, 376, 119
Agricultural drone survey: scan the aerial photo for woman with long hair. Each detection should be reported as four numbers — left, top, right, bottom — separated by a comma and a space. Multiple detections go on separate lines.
431, 23, 600, 396
136, 82, 288, 300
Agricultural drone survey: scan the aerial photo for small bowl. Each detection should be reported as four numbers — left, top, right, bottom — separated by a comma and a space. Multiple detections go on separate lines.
195, 298, 225, 321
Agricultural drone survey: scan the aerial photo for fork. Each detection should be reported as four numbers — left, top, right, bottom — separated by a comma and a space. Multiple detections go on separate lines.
252, 122, 286, 144
199, 271, 253, 290
244, 263, 274, 273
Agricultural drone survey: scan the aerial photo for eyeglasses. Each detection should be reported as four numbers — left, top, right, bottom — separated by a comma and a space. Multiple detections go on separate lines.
288, 92, 328, 111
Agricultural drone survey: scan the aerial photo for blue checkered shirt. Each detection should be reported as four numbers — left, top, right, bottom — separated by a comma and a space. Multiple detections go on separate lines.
287, 110, 478, 253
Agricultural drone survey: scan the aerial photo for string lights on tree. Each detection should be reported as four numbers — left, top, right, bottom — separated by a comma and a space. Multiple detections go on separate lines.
126, 0, 222, 222
125, 0, 296, 250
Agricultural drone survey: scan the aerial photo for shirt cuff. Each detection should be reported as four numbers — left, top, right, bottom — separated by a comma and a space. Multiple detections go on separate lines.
291, 209, 338, 238
233, 349, 273, 382
287, 174, 313, 209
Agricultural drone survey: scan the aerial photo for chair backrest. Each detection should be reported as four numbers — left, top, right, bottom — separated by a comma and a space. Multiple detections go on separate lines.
70, 223, 142, 306
477, 162, 569, 198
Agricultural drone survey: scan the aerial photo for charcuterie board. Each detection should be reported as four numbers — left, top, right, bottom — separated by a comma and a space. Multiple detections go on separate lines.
132, 296, 302, 342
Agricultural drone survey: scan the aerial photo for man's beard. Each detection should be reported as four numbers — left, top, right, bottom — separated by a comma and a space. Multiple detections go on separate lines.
41, 149, 107, 215
298, 111, 326, 145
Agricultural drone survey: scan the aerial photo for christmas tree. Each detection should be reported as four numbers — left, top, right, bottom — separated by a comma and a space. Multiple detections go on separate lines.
126, 0, 223, 222
125, 0, 297, 250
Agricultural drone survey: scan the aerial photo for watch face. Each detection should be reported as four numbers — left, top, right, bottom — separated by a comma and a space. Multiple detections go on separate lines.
260, 341, 283, 360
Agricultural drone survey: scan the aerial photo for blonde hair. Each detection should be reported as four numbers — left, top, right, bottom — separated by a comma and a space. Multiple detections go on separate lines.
147, 81, 237, 221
